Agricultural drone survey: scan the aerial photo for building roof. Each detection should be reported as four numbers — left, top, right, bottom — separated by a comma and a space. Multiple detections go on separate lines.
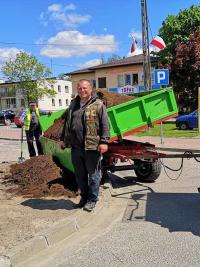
0, 77, 67, 86
66, 54, 151, 75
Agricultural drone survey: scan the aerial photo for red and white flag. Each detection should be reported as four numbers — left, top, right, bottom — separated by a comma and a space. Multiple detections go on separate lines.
150, 35, 166, 50
130, 38, 138, 53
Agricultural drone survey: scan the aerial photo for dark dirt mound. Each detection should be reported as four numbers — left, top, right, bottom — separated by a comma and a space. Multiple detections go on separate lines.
43, 117, 64, 141
43, 110, 67, 141
44, 90, 136, 141
3, 155, 78, 198
96, 90, 136, 108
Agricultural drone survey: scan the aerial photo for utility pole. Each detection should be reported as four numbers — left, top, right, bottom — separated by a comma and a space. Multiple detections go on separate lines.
50, 58, 53, 76
141, 0, 151, 91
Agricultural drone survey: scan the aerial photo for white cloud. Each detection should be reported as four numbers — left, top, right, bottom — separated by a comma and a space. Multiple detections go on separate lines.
79, 58, 102, 68
0, 47, 22, 62
40, 31, 118, 58
127, 45, 159, 57
50, 12, 91, 27
64, 3, 76, 11
129, 30, 142, 40
40, 3, 90, 28
48, 4, 61, 12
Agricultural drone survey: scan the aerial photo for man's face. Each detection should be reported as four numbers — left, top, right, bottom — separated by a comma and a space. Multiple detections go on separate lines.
30, 104, 36, 111
77, 81, 92, 101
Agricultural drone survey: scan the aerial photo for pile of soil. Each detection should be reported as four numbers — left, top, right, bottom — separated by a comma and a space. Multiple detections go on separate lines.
96, 90, 136, 108
3, 155, 78, 198
43, 110, 67, 141
44, 90, 136, 141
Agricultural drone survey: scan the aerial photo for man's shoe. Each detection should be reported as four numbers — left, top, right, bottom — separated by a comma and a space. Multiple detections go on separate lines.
74, 198, 87, 208
83, 201, 96, 212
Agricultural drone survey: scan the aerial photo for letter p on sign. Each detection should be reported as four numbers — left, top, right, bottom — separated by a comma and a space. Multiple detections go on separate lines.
154, 69, 169, 85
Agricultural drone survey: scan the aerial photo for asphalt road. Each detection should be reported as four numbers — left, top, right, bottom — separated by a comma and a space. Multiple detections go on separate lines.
1, 127, 200, 267
57, 157, 200, 267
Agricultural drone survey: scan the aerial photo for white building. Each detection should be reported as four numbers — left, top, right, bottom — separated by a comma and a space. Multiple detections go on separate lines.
0, 78, 72, 112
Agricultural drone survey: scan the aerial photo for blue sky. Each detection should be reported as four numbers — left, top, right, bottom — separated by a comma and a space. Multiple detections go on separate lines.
0, 0, 199, 78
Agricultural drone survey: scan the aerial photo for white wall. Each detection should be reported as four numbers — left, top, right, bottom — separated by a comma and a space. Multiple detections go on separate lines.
38, 79, 72, 111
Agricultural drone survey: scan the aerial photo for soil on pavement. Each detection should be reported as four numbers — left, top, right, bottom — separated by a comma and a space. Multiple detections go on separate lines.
3, 155, 78, 198
0, 162, 80, 255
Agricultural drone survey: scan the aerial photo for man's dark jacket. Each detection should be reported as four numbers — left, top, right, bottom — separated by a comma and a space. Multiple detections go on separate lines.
60, 95, 110, 150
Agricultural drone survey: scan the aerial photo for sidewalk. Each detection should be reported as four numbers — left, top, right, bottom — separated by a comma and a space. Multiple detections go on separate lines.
127, 135, 200, 152
0, 125, 24, 141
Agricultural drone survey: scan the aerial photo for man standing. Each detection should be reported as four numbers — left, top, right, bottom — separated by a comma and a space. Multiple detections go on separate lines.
22, 101, 43, 157
60, 79, 110, 212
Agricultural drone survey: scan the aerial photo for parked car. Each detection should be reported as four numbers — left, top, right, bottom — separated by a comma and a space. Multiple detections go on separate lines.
0, 110, 15, 125
176, 110, 198, 130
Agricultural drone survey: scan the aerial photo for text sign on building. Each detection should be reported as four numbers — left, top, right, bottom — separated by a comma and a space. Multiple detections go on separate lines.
154, 69, 169, 85
118, 85, 139, 95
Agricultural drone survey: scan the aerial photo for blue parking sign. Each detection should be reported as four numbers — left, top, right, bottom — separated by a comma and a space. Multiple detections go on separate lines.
154, 69, 169, 85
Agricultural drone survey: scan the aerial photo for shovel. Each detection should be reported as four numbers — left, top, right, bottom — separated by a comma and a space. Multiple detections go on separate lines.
18, 126, 25, 163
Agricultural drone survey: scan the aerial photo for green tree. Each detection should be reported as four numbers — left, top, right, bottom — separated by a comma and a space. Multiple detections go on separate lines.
156, 5, 200, 65
170, 27, 200, 112
2, 52, 56, 104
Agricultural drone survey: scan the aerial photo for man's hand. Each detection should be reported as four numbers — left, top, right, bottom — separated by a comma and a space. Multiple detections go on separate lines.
60, 141, 65, 150
98, 144, 108, 154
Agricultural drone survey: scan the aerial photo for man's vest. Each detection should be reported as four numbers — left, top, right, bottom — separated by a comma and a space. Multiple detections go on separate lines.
63, 98, 104, 150
84, 99, 103, 150
24, 108, 40, 131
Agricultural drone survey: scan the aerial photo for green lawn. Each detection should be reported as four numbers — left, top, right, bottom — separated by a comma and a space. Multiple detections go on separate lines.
133, 123, 200, 138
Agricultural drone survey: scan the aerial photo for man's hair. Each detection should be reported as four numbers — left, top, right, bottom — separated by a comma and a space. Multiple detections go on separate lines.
77, 79, 92, 87
29, 101, 37, 105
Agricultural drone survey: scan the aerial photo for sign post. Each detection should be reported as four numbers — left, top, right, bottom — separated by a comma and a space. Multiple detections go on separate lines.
154, 69, 169, 144
154, 69, 169, 86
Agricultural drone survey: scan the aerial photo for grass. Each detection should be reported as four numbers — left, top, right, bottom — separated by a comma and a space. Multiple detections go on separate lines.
133, 123, 200, 138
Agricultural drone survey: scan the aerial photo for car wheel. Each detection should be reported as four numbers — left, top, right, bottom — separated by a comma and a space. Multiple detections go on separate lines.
179, 122, 188, 130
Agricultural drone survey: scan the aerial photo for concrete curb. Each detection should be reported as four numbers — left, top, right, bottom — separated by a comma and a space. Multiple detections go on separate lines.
0, 137, 25, 141
3, 187, 111, 266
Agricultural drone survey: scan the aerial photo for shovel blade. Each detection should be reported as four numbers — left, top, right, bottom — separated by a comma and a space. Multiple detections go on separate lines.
18, 157, 26, 163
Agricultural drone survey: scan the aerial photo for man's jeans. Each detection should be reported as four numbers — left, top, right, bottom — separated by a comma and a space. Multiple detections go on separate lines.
71, 148, 101, 202
26, 127, 43, 157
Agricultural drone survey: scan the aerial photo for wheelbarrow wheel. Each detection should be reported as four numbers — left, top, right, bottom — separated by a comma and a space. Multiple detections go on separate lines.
134, 159, 161, 182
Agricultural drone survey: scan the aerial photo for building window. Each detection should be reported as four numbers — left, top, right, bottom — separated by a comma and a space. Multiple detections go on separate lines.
140, 73, 144, 82
98, 77, 106, 88
125, 74, 131, 85
66, 99, 69, 106
59, 99, 62, 106
65, 85, 69, 93
92, 80, 96, 88
58, 85, 61, 92
51, 84, 54, 89
5, 98, 16, 108
132, 74, 138, 85
117, 75, 124, 87
52, 99, 55, 106
21, 99, 25, 107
